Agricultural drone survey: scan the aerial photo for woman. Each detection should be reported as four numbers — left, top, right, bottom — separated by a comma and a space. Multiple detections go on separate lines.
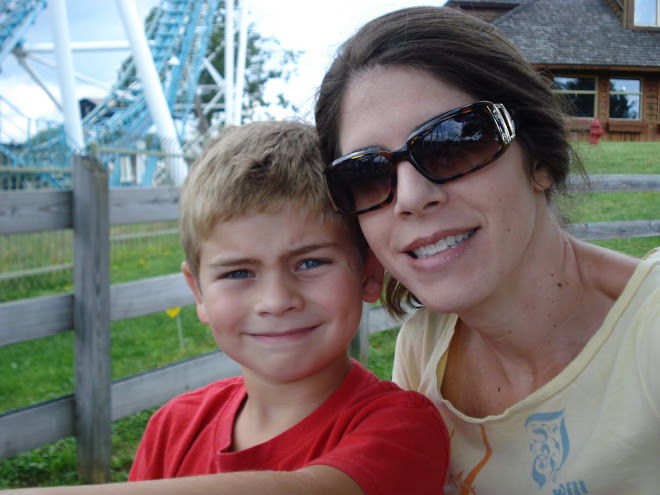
315, 6, 659, 494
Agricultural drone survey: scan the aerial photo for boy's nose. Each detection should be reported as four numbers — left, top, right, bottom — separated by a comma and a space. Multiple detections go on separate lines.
393, 161, 448, 216
254, 275, 304, 316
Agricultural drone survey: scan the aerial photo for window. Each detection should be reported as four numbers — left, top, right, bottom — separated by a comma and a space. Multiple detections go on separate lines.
634, 0, 660, 26
609, 78, 641, 119
551, 76, 596, 117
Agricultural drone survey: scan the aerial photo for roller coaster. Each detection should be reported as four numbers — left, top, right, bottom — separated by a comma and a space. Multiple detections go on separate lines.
0, 0, 245, 188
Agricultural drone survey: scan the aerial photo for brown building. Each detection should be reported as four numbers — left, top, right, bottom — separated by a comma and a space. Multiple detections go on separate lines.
447, 0, 660, 141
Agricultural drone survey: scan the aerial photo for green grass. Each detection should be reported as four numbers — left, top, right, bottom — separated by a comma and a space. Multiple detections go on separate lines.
0, 308, 216, 413
0, 237, 216, 414
570, 141, 660, 242
0, 330, 400, 489
0, 409, 156, 488
575, 141, 660, 174
0, 141, 658, 487
572, 191, 659, 224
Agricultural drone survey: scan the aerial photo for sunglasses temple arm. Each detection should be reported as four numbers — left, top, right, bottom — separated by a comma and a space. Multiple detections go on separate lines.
494, 104, 516, 142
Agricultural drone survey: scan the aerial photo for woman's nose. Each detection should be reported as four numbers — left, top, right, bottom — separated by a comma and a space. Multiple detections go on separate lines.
254, 274, 304, 316
393, 160, 448, 216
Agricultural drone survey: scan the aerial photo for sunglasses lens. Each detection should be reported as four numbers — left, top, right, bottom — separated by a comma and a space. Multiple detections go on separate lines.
327, 103, 513, 214
411, 108, 502, 179
328, 154, 392, 213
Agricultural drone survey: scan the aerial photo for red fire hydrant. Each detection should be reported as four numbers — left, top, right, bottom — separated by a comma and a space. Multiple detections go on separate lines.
589, 118, 604, 145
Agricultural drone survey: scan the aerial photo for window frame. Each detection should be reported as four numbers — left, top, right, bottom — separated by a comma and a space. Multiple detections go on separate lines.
633, 0, 660, 27
551, 75, 598, 118
609, 77, 643, 120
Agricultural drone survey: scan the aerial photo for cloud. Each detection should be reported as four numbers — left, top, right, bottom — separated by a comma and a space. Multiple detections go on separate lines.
0, 0, 445, 141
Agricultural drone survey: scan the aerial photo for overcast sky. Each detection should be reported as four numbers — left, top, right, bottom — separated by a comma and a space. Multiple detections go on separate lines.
0, 0, 446, 142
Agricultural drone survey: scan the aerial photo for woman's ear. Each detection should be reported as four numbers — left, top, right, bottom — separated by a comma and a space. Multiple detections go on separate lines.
181, 261, 209, 325
532, 163, 553, 192
362, 249, 385, 303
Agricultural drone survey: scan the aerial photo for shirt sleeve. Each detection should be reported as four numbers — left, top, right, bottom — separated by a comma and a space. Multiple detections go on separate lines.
392, 314, 423, 391
128, 406, 170, 481
306, 390, 449, 495
638, 287, 660, 418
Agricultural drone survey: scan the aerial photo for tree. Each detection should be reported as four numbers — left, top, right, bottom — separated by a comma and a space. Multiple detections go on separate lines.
115, 1, 301, 133
199, 6, 302, 127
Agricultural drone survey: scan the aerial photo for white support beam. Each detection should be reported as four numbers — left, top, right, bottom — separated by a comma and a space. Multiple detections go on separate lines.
224, 0, 235, 125
234, 0, 248, 125
114, 0, 187, 186
48, 0, 85, 151
23, 40, 132, 52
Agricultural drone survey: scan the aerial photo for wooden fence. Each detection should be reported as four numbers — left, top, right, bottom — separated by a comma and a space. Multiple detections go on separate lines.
0, 155, 659, 482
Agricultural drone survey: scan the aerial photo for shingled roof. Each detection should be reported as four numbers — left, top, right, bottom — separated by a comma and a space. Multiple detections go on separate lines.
449, 0, 660, 69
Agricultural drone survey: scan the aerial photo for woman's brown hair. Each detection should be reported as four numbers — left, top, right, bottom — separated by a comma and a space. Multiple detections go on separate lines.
315, 6, 581, 316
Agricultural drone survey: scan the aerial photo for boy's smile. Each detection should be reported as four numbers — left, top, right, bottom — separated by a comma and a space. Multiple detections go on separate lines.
182, 207, 382, 385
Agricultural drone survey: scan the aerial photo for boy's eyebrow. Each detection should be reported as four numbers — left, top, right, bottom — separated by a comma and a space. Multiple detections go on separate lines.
284, 242, 338, 260
206, 242, 340, 268
206, 256, 258, 268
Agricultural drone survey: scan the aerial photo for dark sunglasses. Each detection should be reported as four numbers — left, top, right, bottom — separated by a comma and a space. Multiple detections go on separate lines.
324, 101, 516, 215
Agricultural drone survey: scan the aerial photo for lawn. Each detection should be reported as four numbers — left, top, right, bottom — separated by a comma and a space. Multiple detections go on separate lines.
0, 140, 658, 487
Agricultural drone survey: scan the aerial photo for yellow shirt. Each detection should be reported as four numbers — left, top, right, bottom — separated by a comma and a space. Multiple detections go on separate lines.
393, 249, 660, 495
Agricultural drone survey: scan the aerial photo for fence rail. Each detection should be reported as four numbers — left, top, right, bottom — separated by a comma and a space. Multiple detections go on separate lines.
1, 158, 659, 481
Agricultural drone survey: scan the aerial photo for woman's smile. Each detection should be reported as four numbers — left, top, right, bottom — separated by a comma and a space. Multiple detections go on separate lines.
408, 229, 477, 259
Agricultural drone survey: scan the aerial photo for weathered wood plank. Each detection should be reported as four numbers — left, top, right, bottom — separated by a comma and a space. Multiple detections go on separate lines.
0, 275, 193, 348
0, 396, 75, 461
0, 187, 179, 234
2, 215, 658, 350
0, 190, 72, 234
0, 293, 73, 346
110, 273, 194, 321
111, 351, 241, 420
0, 172, 658, 464
0, 353, 240, 461
366, 305, 410, 334
72, 155, 112, 483
349, 302, 371, 364
0, 175, 657, 236
567, 219, 660, 240
109, 187, 180, 225
568, 174, 660, 193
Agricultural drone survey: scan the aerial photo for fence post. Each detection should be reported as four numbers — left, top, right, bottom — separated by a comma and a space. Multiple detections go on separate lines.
349, 302, 370, 365
72, 154, 111, 483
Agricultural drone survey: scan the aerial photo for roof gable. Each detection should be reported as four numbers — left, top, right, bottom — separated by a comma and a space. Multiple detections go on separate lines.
489, 0, 660, 68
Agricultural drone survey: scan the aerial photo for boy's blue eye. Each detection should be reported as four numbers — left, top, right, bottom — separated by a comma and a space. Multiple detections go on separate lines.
224, 269, 252, 279
299, 259, 329, 270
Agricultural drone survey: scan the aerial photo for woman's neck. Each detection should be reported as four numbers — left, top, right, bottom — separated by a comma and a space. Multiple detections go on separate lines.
442, 229, 638, 417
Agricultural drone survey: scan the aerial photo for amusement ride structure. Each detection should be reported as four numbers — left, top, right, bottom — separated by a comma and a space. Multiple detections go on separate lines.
0, 0, 247, 187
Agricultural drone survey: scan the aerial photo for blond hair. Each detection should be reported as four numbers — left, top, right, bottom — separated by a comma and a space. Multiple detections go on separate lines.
179, 120, 365, 281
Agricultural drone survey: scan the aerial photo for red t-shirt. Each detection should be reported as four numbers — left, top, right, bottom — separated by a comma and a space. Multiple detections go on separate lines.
129, 360, 449, 494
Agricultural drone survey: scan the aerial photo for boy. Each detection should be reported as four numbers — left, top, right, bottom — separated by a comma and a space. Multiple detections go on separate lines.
8, 121, 448, 494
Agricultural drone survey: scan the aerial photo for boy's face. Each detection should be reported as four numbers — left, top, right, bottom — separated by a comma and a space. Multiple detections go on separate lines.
182, 207, 383, 384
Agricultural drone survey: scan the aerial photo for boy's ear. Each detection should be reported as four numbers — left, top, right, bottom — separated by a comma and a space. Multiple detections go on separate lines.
361, 249, 384, 303
181, 261, 209, 326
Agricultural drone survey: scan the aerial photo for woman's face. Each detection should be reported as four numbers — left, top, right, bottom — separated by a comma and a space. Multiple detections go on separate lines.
337, 66, 550, 313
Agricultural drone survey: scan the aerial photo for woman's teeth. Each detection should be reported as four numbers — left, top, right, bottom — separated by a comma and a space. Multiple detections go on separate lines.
411, 229, 475, 259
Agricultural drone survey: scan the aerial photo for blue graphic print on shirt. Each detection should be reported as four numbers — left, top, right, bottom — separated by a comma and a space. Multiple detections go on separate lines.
525, 410, 570, 489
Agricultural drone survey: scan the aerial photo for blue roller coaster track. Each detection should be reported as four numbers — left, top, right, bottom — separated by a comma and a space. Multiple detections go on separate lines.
0, 0, 222, 189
